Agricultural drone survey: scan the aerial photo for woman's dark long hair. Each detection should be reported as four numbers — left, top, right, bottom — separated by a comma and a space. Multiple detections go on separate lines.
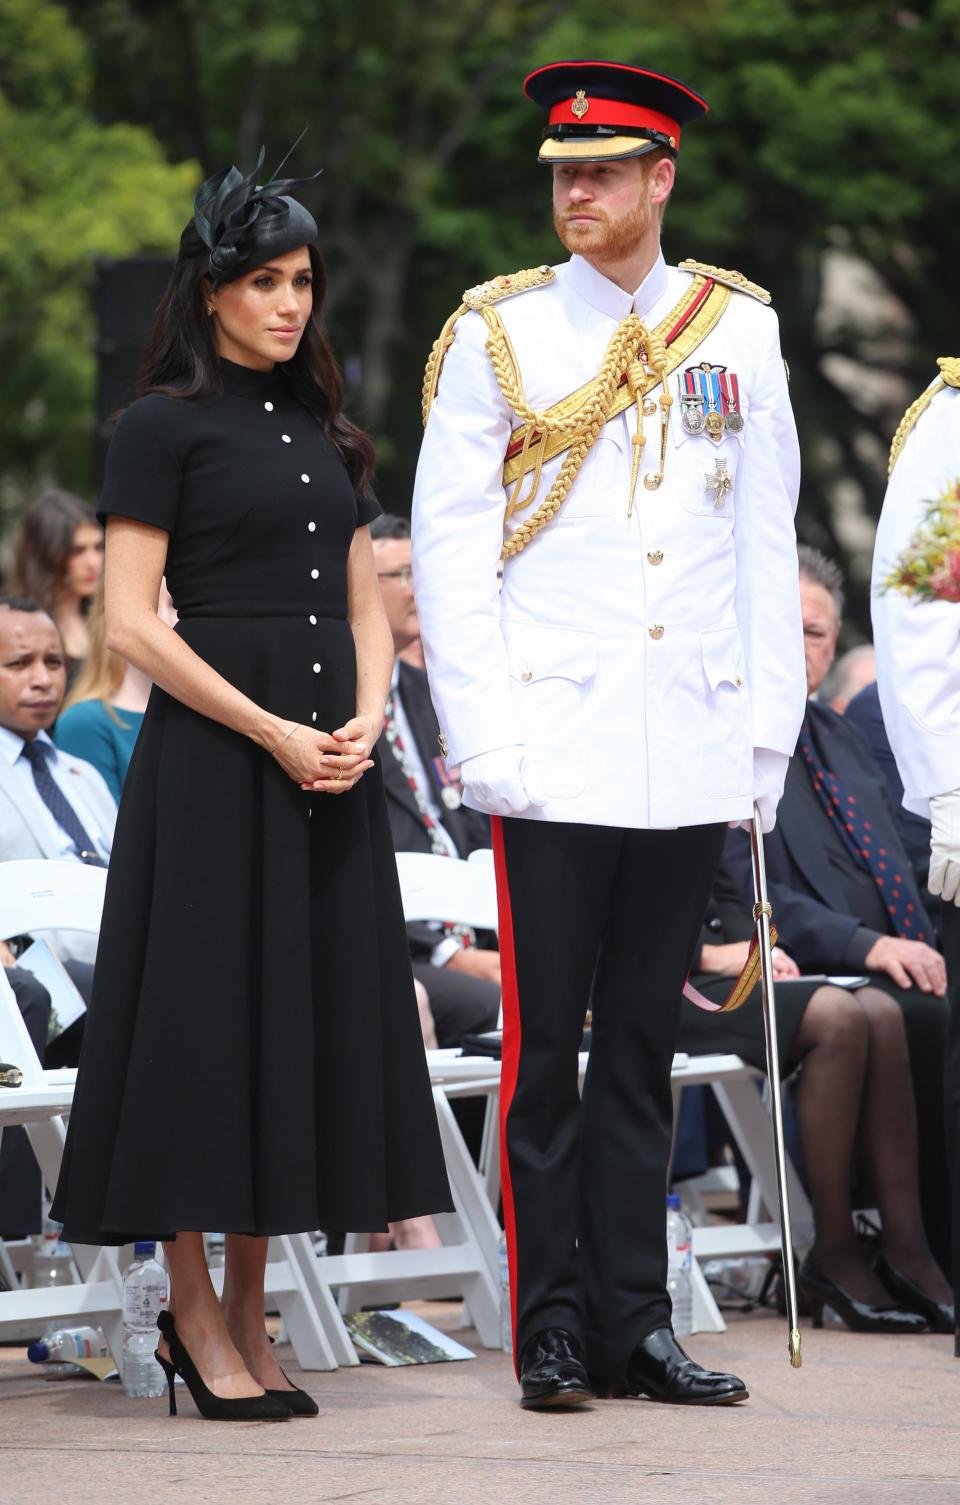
10, 488, 101, 613
139, 223, 375, 497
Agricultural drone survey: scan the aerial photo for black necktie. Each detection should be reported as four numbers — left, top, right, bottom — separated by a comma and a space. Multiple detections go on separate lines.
20, 740, 107, 867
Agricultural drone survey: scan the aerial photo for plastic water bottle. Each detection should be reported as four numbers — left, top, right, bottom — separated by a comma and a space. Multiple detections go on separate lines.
121, 1242, 169, 1398
28, 1326, 107, 1363
666, 1193, 694, 1336
31, 1195, 75, 1289
498, 1228, 512, 1355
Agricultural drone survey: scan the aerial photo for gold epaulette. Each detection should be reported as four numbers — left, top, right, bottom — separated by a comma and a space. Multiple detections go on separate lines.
678, 259, 771, 305
462, 264, 556, 312
422, 267, 556, 423
888, 357, 960, 475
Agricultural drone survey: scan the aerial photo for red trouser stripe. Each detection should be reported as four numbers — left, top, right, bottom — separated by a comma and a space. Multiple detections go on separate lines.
490, 815, 522, 1375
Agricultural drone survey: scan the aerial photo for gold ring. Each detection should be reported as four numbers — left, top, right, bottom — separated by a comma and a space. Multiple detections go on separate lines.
336, 764, 344, 782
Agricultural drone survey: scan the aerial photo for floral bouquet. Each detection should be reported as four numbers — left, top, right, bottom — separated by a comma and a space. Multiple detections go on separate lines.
882, 479, 960, 603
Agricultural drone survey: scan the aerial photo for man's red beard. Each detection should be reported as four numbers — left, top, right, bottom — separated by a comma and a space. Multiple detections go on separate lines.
553, 195, 653, 260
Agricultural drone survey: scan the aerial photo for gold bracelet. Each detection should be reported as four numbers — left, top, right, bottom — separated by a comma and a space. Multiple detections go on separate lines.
269, 723, 300, 756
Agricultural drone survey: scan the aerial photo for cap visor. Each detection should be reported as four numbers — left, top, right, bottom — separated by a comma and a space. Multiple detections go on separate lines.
538, 134, 665, 163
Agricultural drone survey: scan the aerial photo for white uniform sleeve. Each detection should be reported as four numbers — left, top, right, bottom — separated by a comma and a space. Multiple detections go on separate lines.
871, 388, 960, 816
733, 309, 806, 761
412, 313, 518, 766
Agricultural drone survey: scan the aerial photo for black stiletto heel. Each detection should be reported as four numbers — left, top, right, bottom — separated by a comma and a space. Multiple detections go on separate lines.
155, 1351, 178, 1415
798, 1254, 928, 1335
155, 1310, 291, 1421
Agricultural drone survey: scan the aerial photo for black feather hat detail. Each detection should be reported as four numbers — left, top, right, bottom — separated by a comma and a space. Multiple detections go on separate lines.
193, 139, 321, 286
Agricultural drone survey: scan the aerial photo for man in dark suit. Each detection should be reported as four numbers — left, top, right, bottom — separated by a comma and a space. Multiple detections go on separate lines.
371, 516, 500, 1048
725, 546, 951, 1267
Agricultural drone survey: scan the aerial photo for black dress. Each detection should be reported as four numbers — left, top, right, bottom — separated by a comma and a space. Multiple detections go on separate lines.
52, 359, 452, 1244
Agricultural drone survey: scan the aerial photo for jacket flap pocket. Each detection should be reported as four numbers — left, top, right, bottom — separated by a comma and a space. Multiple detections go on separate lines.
503, 621, 598, 685
700, 626, 746, 691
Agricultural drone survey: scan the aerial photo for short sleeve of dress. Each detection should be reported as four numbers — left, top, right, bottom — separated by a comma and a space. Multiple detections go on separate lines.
97, 396, 184, 533
357, 490, 382, 527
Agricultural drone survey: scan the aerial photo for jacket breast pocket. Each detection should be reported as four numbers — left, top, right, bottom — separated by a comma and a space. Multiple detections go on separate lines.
700, 626, 753, 798
671, 402, 747, 519
503, 620, 598, 798
558, 424, 626, 521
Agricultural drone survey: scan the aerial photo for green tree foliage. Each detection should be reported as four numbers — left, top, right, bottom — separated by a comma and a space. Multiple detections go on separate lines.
0, 0, 195, 518
12, 1, 960, 630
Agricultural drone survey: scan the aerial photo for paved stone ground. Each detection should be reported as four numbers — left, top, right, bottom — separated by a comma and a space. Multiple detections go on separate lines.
3, 1304, 959, 1505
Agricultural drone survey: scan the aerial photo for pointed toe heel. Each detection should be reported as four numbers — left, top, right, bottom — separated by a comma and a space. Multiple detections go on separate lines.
155, 1311, 291, 1421
798, 1255, 928, 1335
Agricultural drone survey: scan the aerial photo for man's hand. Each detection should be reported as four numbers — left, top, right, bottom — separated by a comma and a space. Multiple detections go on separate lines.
0, 940, 16, 969
446, 948, 501, 987
460, 746, 548, 817
863, 934, 947, 996
929, 789, 960, 906
728, 748, 790, 835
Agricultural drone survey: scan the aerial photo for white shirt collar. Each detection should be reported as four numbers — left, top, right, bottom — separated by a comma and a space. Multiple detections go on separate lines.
0, 726, 56, 768
565, 250, 669, 323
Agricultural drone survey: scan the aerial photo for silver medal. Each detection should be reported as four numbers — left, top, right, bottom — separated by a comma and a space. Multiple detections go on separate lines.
441, 786, 463, 811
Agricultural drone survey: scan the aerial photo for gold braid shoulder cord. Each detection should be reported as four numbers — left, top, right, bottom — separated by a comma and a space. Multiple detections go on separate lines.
421, 267, 671, 560
888, 356, 960, 475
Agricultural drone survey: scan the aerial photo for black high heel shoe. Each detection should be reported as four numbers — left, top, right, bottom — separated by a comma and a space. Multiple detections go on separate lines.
874, 1255, 955, 1334
155, 1310, 292, 1421
266, 1369, 319, 1417
798, 1254, 928, 1334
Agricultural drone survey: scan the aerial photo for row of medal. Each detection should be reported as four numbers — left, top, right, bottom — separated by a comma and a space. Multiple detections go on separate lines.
680, 363, 744, 440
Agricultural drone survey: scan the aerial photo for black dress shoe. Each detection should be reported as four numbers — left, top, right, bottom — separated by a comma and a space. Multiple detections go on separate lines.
620, 1327, 748, 1406
798, 1254, 927, 1334
874, 1255, 955, 1334
518, 1328, 594, 1410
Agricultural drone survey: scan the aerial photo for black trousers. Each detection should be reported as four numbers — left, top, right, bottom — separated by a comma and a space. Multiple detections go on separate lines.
942, 901, 960, 1300
492, 815, 725, 1380
410, 961, 500, 1049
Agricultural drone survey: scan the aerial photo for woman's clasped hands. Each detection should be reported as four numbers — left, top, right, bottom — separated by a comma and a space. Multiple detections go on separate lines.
269, 714, 379, 794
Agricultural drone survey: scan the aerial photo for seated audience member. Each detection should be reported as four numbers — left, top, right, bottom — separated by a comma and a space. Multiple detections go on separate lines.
0, 945, 52, 1239
724, 546, 951, 1272
845, 678, 936, 928
825, 643, 876, 714
9, 489, 103, 692
678, 867, 952, 1330
55, 582, 175, 802
0, 595, 116, 1038
370, 514, 500, 1048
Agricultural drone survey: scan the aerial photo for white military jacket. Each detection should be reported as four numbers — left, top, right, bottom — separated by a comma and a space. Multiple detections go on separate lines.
412, 251, 806, 829
872, 377, 960, 818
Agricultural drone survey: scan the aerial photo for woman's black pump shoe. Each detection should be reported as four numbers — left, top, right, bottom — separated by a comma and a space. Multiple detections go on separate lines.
155, 1310, 292, 1420
266, 1371, 319, 1417
797, 1254, 928, 1334
874, 1255, 955, 1334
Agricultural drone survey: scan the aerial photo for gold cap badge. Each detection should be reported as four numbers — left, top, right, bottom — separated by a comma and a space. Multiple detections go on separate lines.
571, 89, 589, 118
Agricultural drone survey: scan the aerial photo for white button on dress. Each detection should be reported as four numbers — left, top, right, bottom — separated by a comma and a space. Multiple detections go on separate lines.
309, 614, 317, 625
308, 522, 316, 533
313, 663, 321, 674
301, 474, 310, 484
311, 568, 319, 579
264, 401, 274, 412
311, 712, 318, 722
282, 434, 291, 444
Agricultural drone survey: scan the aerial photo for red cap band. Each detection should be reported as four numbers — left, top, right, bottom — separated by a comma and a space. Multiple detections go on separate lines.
549, 96, 680, 144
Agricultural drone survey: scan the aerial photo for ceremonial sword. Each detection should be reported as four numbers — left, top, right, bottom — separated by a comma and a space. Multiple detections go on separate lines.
750, 804, 802, 1369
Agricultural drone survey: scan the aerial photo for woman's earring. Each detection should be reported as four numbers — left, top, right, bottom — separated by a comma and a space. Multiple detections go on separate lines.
206, 305, 214, 316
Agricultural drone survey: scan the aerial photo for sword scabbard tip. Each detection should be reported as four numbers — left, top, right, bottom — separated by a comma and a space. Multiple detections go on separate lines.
789, 1328, 802, 1368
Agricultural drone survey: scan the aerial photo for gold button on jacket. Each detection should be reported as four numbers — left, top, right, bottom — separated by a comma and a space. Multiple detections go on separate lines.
649, 624, 665, 640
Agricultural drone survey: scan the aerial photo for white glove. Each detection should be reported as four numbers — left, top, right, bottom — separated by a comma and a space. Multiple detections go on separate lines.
929, 789, 960, 905
729, 747, 790, 835
460, 745, 548, 817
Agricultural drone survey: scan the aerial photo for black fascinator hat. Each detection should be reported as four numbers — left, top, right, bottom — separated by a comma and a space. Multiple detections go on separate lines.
192, 135, 321, 286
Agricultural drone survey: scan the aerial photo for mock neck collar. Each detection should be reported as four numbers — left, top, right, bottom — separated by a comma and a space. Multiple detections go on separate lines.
218, 357, 284, 399
565, 250, 668, 322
